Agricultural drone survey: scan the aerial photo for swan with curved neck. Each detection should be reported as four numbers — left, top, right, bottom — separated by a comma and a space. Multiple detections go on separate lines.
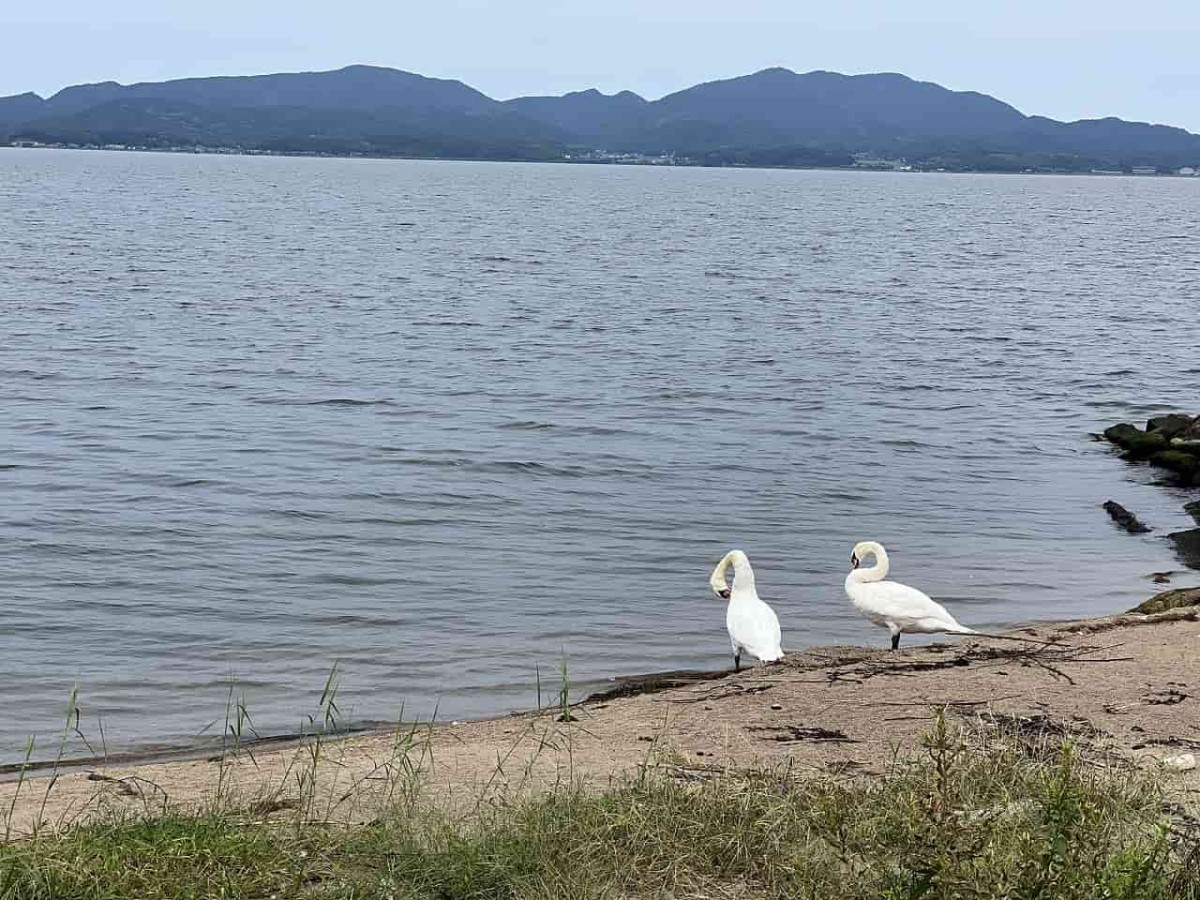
845, 541, 976, 650
710, 549, 783, 671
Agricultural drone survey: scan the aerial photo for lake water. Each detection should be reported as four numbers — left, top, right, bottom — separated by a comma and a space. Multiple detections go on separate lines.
2, 149, 1198, 762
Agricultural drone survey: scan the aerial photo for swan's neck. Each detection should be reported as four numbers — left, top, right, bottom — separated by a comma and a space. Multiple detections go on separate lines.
729, 557, 758, 598
848, 546, 888, 585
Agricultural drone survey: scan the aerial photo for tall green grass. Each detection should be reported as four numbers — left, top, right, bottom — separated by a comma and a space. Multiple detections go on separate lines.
1, 709, 1198, 899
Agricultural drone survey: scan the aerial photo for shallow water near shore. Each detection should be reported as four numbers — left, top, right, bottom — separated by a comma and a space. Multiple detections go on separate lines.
2, 149, 1198, 762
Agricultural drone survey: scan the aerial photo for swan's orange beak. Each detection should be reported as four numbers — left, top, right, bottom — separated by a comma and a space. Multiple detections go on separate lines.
718, 588, 731, 600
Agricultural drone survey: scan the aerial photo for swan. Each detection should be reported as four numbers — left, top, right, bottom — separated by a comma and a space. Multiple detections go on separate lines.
845, 541, 976, 650
709, 550, 784, 671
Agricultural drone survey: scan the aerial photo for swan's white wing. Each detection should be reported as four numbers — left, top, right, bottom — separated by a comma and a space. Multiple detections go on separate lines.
727, 599, 784, 662
857, 581, 971, 634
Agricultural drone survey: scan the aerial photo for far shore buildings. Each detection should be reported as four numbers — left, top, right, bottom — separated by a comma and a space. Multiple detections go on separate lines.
1128, 166, 1200, 176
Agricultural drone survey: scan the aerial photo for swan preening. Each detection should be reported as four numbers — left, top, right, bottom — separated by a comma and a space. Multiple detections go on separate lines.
844, 540, 977, 650
709, 550, 784, 671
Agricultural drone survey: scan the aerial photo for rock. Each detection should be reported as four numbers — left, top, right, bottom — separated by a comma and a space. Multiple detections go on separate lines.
1168, 436, 1200, 460
1105, 423, 1138, 442
1103, 423, 1168, 459
1187, 501, 1200, 527
1162, 753, 1197, 771
1150, 450, 1198, 486
1147, 414, 1196, 439
1103, 500, 1151, 533
1130, 586, 1200, 614
1168, 529, 1200, 570
1152, 572, 1173, 584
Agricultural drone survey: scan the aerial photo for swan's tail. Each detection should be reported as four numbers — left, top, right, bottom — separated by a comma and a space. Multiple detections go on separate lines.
944, 622, 977, 635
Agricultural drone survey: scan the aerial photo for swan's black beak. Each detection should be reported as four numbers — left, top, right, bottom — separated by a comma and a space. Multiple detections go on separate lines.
850, 553, 859, 570
718, 588, 731, 600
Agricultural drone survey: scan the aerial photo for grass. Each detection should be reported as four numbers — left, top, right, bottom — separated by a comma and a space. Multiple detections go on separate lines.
1, 712, 1199, 899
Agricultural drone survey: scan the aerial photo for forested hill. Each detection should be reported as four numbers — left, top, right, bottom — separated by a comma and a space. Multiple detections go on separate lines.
3, 65, 1198, 172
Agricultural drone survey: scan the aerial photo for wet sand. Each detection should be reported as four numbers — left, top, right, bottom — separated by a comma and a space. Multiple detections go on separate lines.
5, 603, 1200, 837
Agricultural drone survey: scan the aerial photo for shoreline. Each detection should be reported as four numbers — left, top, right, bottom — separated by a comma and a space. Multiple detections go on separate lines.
6, 597, 1200, 836
5, 144, 1198, 178
0, 626, 1087, 782
0, 667, 762, 783
5, 564, 1199, 782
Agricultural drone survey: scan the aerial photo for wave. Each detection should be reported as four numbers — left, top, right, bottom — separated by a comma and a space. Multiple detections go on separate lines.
303, 398, 395, 407
496, 420, 633, 436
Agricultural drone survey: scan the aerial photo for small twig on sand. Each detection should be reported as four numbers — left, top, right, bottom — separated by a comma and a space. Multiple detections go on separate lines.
867, 694, 1024, 708
965, 632, 1063, 648
85, 772, 169, 802
668, 682, 776, 704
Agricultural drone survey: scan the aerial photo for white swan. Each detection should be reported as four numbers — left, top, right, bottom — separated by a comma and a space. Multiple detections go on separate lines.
709, 550, 784, 671
845, 541, 976, 650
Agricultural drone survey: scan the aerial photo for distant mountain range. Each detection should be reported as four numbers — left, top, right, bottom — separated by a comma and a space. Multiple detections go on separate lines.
3, 64, 1199, 172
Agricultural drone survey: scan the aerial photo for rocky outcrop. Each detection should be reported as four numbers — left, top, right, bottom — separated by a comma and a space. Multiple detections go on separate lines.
1153, 451, 1199, 485
1147, 414, 1195, 440
1102, 413, 1200, 571
1103, 423, 1168, 459
1129, 586, 1200, 614
1169, 530, 1200, 571
1103, 413, 1200, 486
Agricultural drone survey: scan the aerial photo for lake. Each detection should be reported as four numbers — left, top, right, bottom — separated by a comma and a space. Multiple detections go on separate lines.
2, 148, 1198, 762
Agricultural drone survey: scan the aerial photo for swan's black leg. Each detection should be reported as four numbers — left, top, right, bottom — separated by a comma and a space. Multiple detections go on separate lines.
890, 633, 900, 651
734, 651, 741, 672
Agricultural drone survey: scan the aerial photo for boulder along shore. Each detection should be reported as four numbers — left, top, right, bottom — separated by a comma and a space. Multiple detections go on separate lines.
1101, 411, 1200, 570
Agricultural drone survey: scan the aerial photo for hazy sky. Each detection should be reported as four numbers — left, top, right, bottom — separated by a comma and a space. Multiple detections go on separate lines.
5, 0, 1199, 131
